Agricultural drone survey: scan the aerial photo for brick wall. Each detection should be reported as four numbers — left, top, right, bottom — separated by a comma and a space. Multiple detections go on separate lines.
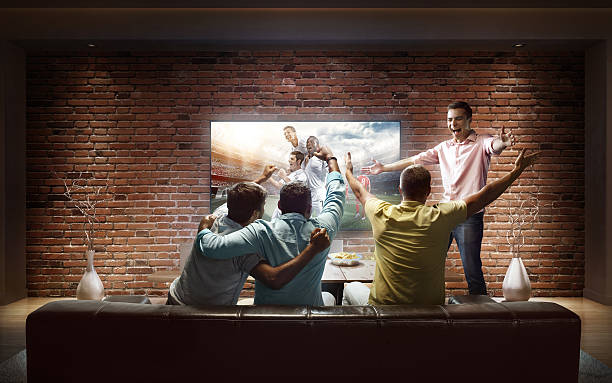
26, 50, 584, 298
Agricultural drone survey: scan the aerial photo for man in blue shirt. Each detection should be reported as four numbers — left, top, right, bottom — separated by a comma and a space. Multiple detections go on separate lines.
198, 147, 344, 305
167, 166, 330, 306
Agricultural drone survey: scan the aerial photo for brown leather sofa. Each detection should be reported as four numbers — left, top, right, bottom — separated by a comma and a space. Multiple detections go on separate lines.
26, 300, 580, 382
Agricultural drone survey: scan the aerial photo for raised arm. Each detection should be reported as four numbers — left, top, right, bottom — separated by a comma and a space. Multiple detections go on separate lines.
361, 156, 417, 175
464, 149, 539, 217
491, 126, 515, 154
345, 152, 376, 207
267, 175, 283, 189
253, 164, 278, 185
312, 145, 340, 173
250, 228, 330, 289
312, 145, 345, 232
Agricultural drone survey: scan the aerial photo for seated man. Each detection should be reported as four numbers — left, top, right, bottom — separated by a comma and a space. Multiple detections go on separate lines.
343, 149, 538, 305
197, 147, 344, 306
167, 166, 330, 306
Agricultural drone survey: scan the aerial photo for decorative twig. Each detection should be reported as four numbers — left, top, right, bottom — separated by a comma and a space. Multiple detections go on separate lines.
504, 191, 540, 257
57, 171, 113, 250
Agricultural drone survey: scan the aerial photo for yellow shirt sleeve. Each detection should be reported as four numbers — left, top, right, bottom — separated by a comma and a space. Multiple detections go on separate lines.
364, 197, 386, 218
436, 200, 468, 230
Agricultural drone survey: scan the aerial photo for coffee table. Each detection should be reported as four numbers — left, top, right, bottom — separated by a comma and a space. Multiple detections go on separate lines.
321, 259, 376, 304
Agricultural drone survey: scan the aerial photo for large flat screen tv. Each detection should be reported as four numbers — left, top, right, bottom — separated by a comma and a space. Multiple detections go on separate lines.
211, 121, 401, 230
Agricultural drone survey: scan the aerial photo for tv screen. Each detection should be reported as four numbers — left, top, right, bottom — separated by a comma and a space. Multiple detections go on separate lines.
211, 121, 401, 230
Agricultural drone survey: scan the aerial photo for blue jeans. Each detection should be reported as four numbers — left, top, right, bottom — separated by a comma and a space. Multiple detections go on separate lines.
448, 211, 486, 295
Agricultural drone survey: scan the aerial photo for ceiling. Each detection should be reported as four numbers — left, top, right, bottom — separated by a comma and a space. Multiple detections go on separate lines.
1, 5, 610, 51
2, 1, 611, 7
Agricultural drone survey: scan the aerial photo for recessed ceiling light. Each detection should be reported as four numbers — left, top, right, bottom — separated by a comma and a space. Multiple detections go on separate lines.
513, 43, 526, 48
87, 43, 96, 48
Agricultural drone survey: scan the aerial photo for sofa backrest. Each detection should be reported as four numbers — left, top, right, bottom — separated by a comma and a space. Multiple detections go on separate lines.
26, 300, 581, 382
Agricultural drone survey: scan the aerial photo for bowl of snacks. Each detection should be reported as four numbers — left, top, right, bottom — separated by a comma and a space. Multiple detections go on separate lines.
327, 252, 362, 266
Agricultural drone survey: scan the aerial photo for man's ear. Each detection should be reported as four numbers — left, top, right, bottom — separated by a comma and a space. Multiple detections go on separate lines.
278, 200, 284, 215
246, 210, 257, 225
304, 202, 312, 219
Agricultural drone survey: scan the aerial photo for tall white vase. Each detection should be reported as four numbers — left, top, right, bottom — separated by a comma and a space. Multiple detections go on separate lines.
76, 247, 105, 300
502, 256, 531, 302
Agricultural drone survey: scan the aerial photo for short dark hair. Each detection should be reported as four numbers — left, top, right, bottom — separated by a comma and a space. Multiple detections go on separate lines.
448, 101, 472, 120
400, 165, 431, 200
283, 125, 296, 132
227, 182, 267, 224
279, 182, 311, 215
290, 151, 304, 165
306, 136, 319, 146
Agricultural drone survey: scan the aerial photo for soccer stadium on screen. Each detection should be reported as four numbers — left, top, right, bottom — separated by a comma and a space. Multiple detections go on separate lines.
211, 121, 401, 230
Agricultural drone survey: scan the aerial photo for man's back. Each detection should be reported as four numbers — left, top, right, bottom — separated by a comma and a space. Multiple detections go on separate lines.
169, 213, 260, 305
196, 171, 345, 305
365, 198, 466, 305
249, 213, 330, 305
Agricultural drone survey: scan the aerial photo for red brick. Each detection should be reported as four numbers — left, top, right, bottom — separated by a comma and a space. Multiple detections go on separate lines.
26, 50, 585, 297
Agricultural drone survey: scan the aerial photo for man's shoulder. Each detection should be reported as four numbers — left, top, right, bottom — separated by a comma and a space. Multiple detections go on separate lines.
433, 200, 467, 216
214, 214, 243, 235
365, 197, 388, 213
430, 138, 453, 152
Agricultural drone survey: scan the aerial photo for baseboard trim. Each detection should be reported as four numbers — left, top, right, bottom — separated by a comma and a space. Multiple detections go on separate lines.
583, 288, 612, 305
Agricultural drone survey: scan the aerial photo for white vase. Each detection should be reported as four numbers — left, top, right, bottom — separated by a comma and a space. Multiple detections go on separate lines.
76, 248, 105, 300
502, 256, 531, 302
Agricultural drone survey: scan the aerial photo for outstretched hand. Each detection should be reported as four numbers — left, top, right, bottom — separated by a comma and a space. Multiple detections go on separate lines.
514, 148, 540, 172
361, 159, 383, 175
309, 227, 330, 253
499, 126, 516, 149
313, 146, 334, 162
198, 214, 217, 232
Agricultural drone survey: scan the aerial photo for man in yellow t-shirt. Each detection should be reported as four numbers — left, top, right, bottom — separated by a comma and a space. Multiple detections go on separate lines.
342, 149, 538, 305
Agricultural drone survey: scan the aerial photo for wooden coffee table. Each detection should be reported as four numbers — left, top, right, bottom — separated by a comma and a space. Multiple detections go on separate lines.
321, 259, 375, 305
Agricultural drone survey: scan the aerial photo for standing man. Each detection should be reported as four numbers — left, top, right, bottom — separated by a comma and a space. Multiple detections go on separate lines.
304, 136, 328, 217
197, 147, 344, 306
344, 149, 538, 305
362, 101, 515, 295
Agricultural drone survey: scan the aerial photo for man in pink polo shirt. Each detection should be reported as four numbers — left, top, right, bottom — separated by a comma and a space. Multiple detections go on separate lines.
362, 101, 514, 295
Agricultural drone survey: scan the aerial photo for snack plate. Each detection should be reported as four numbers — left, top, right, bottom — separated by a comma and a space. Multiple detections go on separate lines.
327, 252, 363, 266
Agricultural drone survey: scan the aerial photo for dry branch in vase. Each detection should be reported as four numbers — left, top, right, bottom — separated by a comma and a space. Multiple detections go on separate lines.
60, 171, 112, 250
57, 171, 113, 300
499, 191, 540, 301
505, 191, 540, 257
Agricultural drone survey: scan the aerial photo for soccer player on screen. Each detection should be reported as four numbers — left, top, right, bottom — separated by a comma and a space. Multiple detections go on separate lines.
304, 136, 329, 217
268, 151, 308, 219
283, 125, 308, 160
